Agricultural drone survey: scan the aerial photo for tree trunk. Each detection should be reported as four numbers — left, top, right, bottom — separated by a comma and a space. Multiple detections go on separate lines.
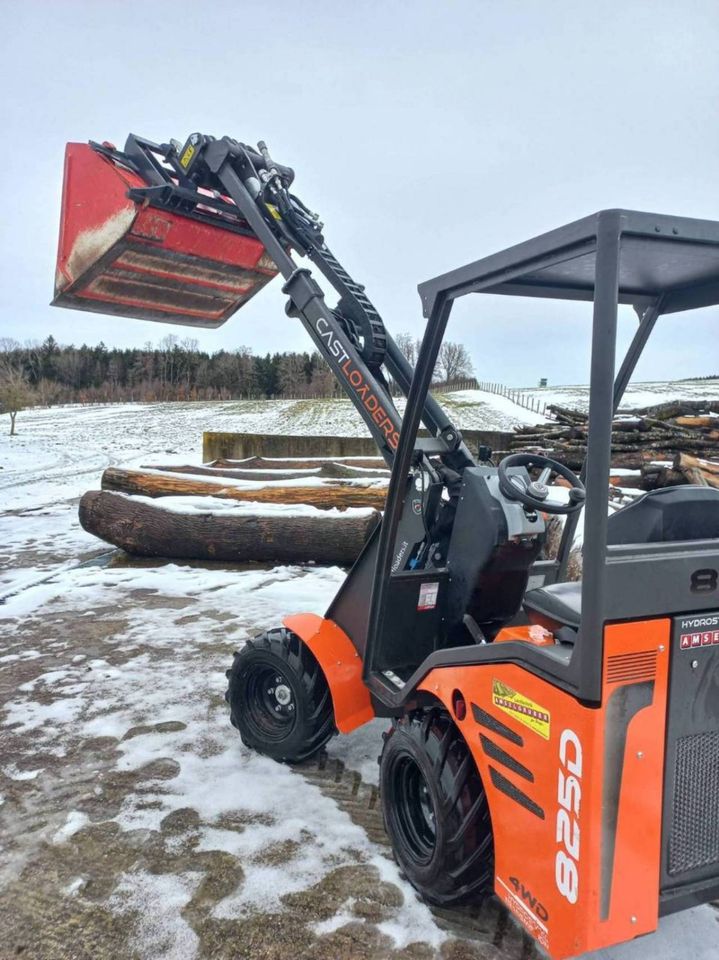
141, 462, 390, 482
674, 415, 719, 428
673, 453, 719, 489
639, 464, 687, 490
79, 490, 380, 564
673, 452, 719, 476
101, 466, 387, 509
211, 456, 385, 471
9, 411, 16, 436
141, 463, 325, 482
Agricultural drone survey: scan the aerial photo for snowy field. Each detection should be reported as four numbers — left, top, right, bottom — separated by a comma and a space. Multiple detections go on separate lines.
518, 378, 719, 414
1, 391, 718, 959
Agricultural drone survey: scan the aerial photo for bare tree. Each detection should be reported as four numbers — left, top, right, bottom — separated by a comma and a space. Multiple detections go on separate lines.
394, 332, 422, 367
435, 341, 474, 383
0, 360, 34, 435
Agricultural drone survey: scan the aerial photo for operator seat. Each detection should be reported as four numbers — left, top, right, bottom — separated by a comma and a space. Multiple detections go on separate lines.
522, 486, 719, 635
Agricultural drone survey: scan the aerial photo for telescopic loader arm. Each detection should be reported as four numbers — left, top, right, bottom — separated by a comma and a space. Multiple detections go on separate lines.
77, 133, 471, 469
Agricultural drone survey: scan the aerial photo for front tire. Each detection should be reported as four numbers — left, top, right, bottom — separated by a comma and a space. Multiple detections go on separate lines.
380, 709, 494, 905
225, 628, 334, 762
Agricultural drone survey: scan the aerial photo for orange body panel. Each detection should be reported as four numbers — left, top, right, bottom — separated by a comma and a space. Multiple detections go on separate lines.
283, 613, 374, 733
419, 619, 670, 959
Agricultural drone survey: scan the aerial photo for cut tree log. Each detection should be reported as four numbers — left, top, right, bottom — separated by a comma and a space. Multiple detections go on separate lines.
611, 417, 649, 432
141, 462, 390, 482
141, 463, 324, 482
101, 466, 388, 509
211, 456, 385, 471
79, 490, 380, 564
609, 473, 643, 488
624, 400, 719, 421
674, 415, 718, 428
640, 464, 686, 490
546, 404, 586, 425
673, 453, 719, 477
673, 453, 719, 489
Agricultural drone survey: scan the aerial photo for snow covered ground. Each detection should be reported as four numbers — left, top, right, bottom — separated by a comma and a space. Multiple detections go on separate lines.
1, 391, 718, 959
519, 378, 719, 414
0, 391, 542, 514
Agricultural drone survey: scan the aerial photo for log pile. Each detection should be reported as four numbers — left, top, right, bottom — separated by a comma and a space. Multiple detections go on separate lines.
510, 400, 719, 488
80, 457, 390, 564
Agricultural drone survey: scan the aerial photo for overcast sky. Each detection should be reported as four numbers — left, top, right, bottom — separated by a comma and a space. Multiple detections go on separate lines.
1, 0, 718, 386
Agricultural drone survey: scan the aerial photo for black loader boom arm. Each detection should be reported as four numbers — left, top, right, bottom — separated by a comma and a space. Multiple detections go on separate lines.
100, 133, 471, 469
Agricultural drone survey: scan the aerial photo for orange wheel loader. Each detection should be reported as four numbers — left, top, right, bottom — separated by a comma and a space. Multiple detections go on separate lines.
53, 133, 719, 958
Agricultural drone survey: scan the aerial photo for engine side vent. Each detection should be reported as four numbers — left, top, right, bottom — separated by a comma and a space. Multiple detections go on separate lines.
606, 650, 657, 684
668, 731, 719, 876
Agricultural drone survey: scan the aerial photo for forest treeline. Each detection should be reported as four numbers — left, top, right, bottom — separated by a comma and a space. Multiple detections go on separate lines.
0, 333, 474, 405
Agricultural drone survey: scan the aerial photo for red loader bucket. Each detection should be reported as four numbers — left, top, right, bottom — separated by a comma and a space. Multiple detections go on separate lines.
52, 143, 278, 328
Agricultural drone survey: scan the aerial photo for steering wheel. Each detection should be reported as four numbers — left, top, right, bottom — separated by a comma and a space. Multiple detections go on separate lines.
498, 453, 586, 516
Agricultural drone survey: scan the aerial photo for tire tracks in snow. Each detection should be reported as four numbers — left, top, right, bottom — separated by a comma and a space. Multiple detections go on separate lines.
0, 550, 116, 605
298, 751, 540, 959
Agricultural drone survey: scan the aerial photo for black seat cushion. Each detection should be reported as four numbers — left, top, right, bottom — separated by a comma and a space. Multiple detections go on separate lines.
522, 487, 719, 634
523, 581, 582, 631
606, 485, 719, 544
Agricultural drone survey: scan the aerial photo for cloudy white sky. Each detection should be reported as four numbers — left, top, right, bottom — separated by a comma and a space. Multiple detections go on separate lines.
1, 0, 718, 385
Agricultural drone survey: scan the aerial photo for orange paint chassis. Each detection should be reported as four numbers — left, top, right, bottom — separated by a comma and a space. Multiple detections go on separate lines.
283, 613, 374, 733
291, 612, 671, 960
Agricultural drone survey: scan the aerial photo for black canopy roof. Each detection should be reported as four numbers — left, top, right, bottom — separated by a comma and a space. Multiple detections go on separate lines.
418, 209, 719, 318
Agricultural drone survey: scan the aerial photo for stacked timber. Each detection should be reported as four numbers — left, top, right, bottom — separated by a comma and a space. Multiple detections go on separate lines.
510, 400, 719, 489
79, 457, 389, 564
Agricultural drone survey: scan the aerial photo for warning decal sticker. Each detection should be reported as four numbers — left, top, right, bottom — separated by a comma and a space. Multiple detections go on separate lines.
417, 581, 439, 611
492, 679, 551, 740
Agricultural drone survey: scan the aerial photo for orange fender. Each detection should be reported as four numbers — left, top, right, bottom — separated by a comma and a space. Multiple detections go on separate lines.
283, 613, 374, 733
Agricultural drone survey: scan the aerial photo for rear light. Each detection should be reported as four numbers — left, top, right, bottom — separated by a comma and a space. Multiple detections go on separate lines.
452, 689, 467, 721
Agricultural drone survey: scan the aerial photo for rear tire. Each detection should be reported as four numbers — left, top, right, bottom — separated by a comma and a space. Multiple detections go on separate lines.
380, 709, 494, 905
225, 628, 335, 762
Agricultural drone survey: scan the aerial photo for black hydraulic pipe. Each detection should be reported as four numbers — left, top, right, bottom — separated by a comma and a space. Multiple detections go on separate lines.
214, 162, 297, 277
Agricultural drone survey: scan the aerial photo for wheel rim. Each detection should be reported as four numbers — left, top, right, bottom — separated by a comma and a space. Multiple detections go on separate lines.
394, 755, 437, 864
242, 663, 297, 742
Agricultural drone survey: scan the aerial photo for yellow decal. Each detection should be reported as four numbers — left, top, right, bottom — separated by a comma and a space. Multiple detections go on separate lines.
266, 203, 282, 220
492, 679, 550, 740
180, 143, 195, 168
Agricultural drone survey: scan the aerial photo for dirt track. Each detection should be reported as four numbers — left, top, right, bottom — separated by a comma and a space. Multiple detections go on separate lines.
0, 556, 540, 960
1, 552, 717, 960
